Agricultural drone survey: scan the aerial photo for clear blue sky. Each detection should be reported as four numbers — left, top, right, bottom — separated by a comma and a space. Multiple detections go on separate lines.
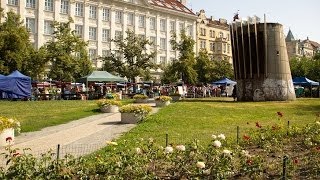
188, 0, 320, 43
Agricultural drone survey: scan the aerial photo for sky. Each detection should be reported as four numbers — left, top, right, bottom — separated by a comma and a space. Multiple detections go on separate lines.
188, 0, 320, 43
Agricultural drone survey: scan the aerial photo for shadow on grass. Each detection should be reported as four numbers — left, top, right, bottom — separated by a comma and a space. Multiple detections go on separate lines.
180, 98, 237, 103
99, 121, 122, 125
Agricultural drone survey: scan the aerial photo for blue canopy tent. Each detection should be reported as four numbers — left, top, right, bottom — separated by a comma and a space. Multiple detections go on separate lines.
292, 77, 319, 86
0, 70, 32, 99
212, 78, 237, 85
293, 77, 319, 97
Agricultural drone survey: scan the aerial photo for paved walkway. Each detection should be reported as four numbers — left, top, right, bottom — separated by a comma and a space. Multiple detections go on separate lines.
1, 102, 159, 160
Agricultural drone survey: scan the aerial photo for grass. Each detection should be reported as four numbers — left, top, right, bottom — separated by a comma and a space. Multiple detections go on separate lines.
111, 98, 320, 146
0, 99, 134, 133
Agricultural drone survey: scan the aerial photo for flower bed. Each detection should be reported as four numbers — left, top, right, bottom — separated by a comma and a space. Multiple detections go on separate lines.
133, 94, 148, 103
119, 104, 152, 123
1, 114, 320, 179
97, 99, 121, 113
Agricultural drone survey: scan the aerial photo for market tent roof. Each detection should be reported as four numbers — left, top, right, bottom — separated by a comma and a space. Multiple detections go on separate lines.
212, 78, 237, 85
77, 71, 126, 83
0, 70, 31, 98
293, 77, 319, 86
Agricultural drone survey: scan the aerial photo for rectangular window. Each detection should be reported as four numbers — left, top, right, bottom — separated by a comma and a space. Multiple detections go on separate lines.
26, 0, 36, 8
44, 20, 54, 35
102, 8, 110, 21
127, 13, 134, 26
149, 36, 156, 47
89, 49, 97, 60
223, 43, 227, 53
25, 18, 36, 34
200, 40, 206, 49
89, 5, 97, 19
160, 38, 166, 50
219, 32, 223, 38
102, 29, 110, 42
210, 42, 215, 51
44, 0, 54, 11
187, 25, 192, 36
179, 22, 185, 32
75, 2, 83, 17
115, 31, 122, 39
160, 56, 166, 65
138, 15, 145, 28
75, 24, 83, 38
89, 27, 97, 40
160, 19, 166, 32
149, 17, 156, 30
170, 21, 175, 32
60, 0, 69, 14
8, 0, 19, 6
102, 50, 111, 57
115, 11, 122, 24
227, 44, 230, 53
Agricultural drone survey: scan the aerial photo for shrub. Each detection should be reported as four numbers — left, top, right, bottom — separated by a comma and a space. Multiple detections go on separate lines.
96, 99, 121, 108
133, 94, 148, 100
155, 96, 172, 102
0, 116, 20, 133
119, 104, 152, 116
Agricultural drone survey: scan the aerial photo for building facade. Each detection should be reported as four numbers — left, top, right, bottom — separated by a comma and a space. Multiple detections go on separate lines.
286, 29, 320, 59
196, 10, 232, 64
1, 0, 197, 68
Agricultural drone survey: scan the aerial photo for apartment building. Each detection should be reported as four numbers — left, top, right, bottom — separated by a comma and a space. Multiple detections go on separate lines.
1, 0, 197, 68
196, 10, 232, 64
286, 29, 320, 59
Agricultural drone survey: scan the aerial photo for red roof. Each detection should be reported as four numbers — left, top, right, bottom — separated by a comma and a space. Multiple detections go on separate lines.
149, 0, 195, 15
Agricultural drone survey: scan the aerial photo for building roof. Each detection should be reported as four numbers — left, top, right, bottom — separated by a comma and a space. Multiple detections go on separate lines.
309, 40, 320, 48
286, 29, 295, 42
207, 19, 229, 29
148, 0, 195, 15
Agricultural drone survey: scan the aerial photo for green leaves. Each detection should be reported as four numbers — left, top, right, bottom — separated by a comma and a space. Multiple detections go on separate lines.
45, 19, 93, 82
102, 30, 156, 85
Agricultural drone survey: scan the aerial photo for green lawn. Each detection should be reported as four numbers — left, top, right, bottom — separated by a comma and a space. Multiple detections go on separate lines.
0, 100, 98, 132
114, 98, 320, 146
0, 99, 134, 132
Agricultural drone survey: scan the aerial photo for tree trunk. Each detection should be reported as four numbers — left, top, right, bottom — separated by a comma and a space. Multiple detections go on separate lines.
132, 77, 137, 94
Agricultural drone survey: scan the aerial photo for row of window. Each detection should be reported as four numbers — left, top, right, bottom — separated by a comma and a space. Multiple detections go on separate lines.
200, 28, 230, 40
8, 0, 192, 35
26, 18, 169, 50
200, 40, 231, 53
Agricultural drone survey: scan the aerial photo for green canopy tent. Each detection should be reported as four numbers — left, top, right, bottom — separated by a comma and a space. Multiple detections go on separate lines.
77, 71, 126, 97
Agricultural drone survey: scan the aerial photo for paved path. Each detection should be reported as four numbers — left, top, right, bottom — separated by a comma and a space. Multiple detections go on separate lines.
1, 102, 159, 160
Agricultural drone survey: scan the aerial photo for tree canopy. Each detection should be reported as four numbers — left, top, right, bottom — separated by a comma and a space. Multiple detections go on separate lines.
290, 54, 320, 82
0, 11, 35, 75
102, 30, 156, 86
45, 19, 93, 82
169, 31, 197, 85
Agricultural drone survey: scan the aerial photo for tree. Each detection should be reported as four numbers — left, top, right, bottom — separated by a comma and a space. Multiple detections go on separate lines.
102, 30, 156, 92
21, 47, 48, 80
45, 19, 93, 82
0, 11, 33, 75
161, 64, 179, 84
194, 50, 213, 84
208, 58, 234, 82
170, 31, 197, 85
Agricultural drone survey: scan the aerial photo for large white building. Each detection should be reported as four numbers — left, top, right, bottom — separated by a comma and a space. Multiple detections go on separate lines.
1, 0, 197, 68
